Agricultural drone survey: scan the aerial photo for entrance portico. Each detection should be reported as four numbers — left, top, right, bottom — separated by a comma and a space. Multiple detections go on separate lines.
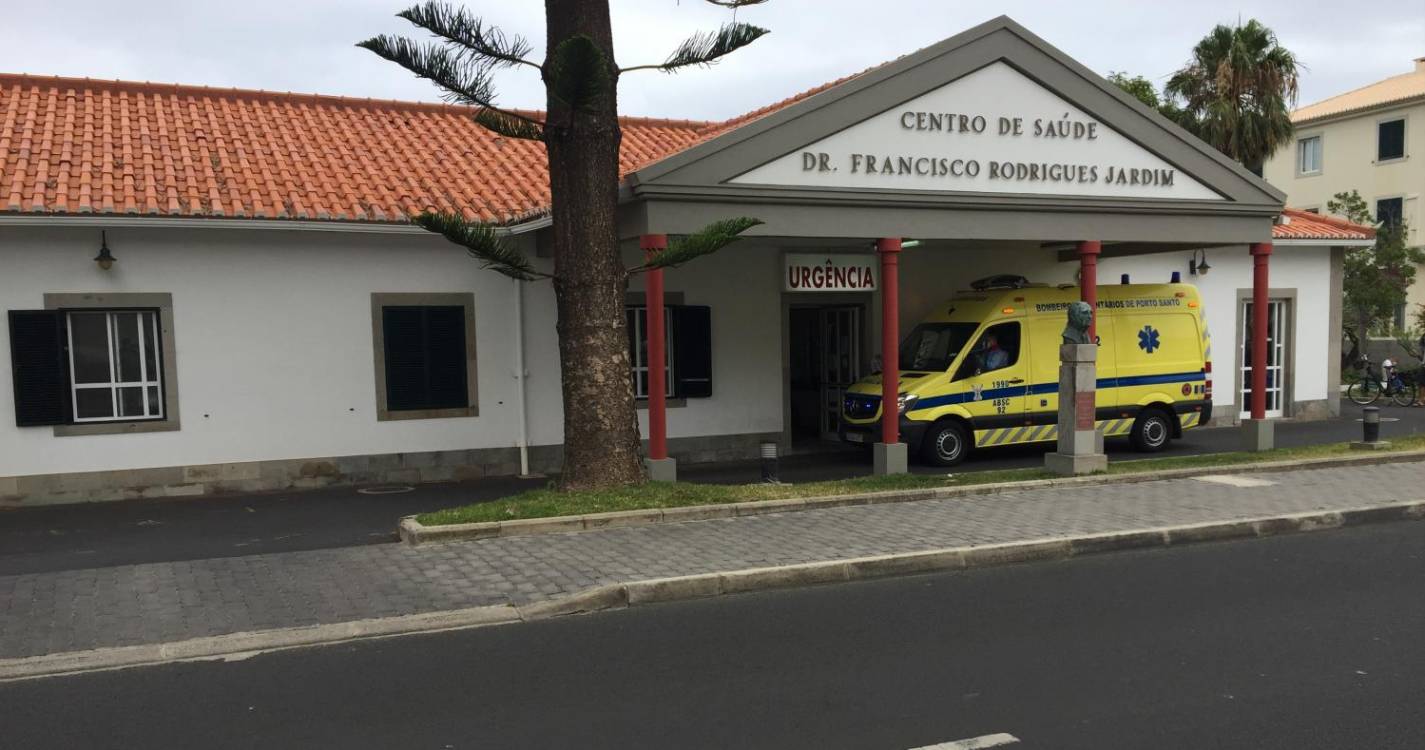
621, 16, 1286, 475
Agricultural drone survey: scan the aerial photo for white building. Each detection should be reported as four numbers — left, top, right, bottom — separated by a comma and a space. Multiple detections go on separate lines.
0, 17, 1372, 506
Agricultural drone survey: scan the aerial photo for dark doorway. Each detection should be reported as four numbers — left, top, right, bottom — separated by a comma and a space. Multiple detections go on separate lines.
788, 305, 864, 446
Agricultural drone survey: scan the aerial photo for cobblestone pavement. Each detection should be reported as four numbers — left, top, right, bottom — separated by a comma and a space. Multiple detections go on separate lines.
2, 460, 1421, 660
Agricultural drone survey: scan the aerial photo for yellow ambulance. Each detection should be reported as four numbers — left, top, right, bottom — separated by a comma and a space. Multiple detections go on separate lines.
840, 277, 1212, 465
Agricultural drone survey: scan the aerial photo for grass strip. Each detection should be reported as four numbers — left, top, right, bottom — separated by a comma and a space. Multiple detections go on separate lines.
416, 433, 1425, 527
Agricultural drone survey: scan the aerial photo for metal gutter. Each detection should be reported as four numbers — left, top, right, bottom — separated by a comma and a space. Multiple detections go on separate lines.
0, 213, 553, 236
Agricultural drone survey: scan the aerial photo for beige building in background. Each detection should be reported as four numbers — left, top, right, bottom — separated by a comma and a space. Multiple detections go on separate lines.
1264, 56, 1425, 324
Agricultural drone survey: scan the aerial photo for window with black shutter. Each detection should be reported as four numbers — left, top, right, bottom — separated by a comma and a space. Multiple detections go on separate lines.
382, 306, 470, 412
1377, 119, 1405, 162
1377, 197, 1404, 229
8, 310, 70, 426
625, 304, 713, 399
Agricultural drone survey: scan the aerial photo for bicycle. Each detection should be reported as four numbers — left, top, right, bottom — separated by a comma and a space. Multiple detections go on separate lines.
1347, 356, 1417, 407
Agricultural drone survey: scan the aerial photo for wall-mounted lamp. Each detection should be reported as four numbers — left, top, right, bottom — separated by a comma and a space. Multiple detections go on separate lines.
94, 231, 116, 271
1188, 248, 1210, 277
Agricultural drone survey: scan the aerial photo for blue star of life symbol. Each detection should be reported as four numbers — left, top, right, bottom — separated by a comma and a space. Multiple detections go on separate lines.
1138, 325, 1161, 354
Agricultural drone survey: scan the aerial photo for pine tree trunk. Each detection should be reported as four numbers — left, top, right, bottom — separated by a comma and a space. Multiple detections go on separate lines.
543, 0, 646, 490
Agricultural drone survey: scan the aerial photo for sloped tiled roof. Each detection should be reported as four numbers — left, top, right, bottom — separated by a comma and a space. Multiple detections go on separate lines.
0, 74, 711, 223
1273, 207, 1374, 242
1292, 61, 1425, 124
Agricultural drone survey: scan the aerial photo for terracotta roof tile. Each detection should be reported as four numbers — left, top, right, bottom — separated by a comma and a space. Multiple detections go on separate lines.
1274, 207, 1374, 241
3, 68, 1338, 234
0, 74, 712, 224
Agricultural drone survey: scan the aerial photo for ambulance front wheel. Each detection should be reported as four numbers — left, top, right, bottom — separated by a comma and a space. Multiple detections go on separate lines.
1130, 409, 1173, 452
922, 420, 970, 466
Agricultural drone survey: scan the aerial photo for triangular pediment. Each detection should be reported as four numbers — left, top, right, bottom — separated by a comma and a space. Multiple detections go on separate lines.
730, 62, 1221, 200
628, 17, 1284, 212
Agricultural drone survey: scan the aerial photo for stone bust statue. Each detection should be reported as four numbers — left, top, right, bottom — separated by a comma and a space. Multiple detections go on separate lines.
1062, 301, 1093, 345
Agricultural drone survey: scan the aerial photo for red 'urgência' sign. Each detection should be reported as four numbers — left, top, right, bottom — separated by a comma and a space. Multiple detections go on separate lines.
784, 254, 879, 292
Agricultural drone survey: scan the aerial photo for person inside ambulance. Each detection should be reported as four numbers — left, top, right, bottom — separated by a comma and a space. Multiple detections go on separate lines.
978, 333, 1010, 372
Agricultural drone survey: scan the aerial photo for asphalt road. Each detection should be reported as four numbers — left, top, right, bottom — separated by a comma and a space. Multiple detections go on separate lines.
5, 521, 1424, 749
2, 399, 1421, 575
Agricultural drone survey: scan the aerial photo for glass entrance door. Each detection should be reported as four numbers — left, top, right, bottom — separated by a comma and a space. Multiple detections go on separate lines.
820, 307, 862, 440
1240, 299, 1288, 418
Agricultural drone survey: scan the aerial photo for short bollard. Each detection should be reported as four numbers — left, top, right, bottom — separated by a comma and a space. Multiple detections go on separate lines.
760, 441, 780, 483
1352, 405, 1390, 450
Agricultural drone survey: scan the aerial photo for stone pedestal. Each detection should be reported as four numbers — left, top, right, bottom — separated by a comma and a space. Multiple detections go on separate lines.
1046, 343, 1107, 475
645, 457, 678, 483
1240, 418, 1275, 452
873, 442, 908, 475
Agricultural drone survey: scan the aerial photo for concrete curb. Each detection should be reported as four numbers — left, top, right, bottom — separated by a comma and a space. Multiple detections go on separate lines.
400, 449, 1425, 545
7, 498, 1425, 682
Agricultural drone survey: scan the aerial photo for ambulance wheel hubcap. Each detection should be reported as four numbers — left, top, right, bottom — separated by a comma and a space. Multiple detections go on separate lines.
936, 432, 961, 461
1143, 419, 1167, 446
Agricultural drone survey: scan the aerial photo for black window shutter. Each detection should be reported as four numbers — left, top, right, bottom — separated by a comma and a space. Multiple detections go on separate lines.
672, 305, 712, 398
1378, 120, 1405, 161
383, 306, 468, 411
424, 306, 469, 409
8, 310, 70, 426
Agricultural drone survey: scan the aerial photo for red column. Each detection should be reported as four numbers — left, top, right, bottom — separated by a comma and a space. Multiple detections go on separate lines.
878, 237, 902, 445
1249, 241, 1273, 421
641, 233, 669, 460
1077, 240, 1102, 341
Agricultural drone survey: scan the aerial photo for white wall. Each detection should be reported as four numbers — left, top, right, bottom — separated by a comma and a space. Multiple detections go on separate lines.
1099, 245, 1334, 411
0, 225, 1338, 480
0, 226, 559, 477
625, 241, 786, 441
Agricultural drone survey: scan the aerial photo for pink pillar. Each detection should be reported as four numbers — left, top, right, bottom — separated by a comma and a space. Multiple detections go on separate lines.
1077, 240, 1102, 341
641, 233, 669, 460
878, 238, 902, 445
1250, 242, 1273, 421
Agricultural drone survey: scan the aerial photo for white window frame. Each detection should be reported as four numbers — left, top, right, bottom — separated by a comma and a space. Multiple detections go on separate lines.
626, 306, 674, 399
1296, 135, 1322, 175
65, 310, 165, 423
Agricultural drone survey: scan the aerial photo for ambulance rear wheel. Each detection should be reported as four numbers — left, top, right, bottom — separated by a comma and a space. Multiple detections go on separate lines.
922, 420, 970, 466
1130, 409, 1173, 452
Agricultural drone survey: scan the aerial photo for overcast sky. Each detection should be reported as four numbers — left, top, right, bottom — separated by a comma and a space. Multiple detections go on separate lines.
3, 1, 1421, 121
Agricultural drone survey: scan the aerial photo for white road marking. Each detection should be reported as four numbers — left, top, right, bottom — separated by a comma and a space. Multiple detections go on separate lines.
910, 733, 1021, 749
1192, 474, 1278, 488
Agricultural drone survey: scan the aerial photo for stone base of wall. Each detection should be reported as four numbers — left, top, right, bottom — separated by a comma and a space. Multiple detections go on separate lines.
1205, 398, 1337, 428
0, 431, 785, 508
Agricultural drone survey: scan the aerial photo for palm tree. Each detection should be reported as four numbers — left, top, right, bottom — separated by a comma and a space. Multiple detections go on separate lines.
1165, 20, 1301, 174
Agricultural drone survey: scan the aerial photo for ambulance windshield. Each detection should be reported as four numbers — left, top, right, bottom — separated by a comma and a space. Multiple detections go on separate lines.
900, 323, 978, 372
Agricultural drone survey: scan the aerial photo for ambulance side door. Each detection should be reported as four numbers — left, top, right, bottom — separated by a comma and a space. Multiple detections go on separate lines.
1026, 315, 1117, 432
1112, 311, 1197, 432
951, 320, 1029, 447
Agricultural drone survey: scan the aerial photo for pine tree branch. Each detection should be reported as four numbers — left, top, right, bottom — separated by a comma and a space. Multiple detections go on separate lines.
396, 1, 539, 71
546, 35, 612, 111
621, 23, 769, 73
475, 108, 544, 141
629, 217, 764, 274
413, 211, 553, 281
357, 34, 544, 131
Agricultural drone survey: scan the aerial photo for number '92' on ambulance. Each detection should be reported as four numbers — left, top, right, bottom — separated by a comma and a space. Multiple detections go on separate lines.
840, 277, 1212, 465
